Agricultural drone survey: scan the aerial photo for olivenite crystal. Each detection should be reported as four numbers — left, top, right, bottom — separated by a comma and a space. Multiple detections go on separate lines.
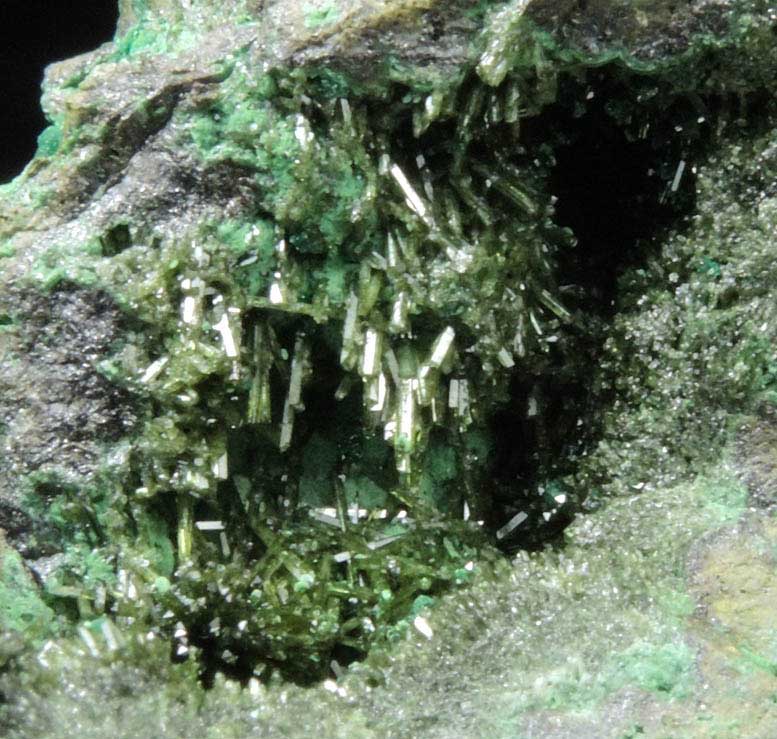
2, 0, 777, 735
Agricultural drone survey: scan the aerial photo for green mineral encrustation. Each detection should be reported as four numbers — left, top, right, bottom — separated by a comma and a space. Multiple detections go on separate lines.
1, 0, 777, 707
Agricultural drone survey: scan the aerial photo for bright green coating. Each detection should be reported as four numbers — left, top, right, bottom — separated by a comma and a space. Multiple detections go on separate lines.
35, 125, 62, 159
304, 2, 342, 30
0, 546, 56, 649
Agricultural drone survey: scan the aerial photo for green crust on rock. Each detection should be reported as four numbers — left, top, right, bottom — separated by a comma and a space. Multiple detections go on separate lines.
0, 543, 56, 664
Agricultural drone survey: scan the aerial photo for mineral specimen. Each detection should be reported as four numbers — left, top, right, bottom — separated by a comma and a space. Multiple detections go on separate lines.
2, 0, 777, 733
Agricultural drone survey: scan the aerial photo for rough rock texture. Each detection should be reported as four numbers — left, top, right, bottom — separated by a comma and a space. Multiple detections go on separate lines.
2, 0, 777, 736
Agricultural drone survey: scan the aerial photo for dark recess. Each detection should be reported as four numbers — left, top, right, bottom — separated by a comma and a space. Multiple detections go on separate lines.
0, 0, 118, 183
489, 69, 700, 551
548, 78, 698, 312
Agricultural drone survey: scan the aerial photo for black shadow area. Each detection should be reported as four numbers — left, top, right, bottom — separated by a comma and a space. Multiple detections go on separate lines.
0, 0, 118, 183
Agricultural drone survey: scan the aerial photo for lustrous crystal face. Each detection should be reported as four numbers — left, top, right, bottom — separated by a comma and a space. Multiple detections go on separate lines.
2, 0, 777, 693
